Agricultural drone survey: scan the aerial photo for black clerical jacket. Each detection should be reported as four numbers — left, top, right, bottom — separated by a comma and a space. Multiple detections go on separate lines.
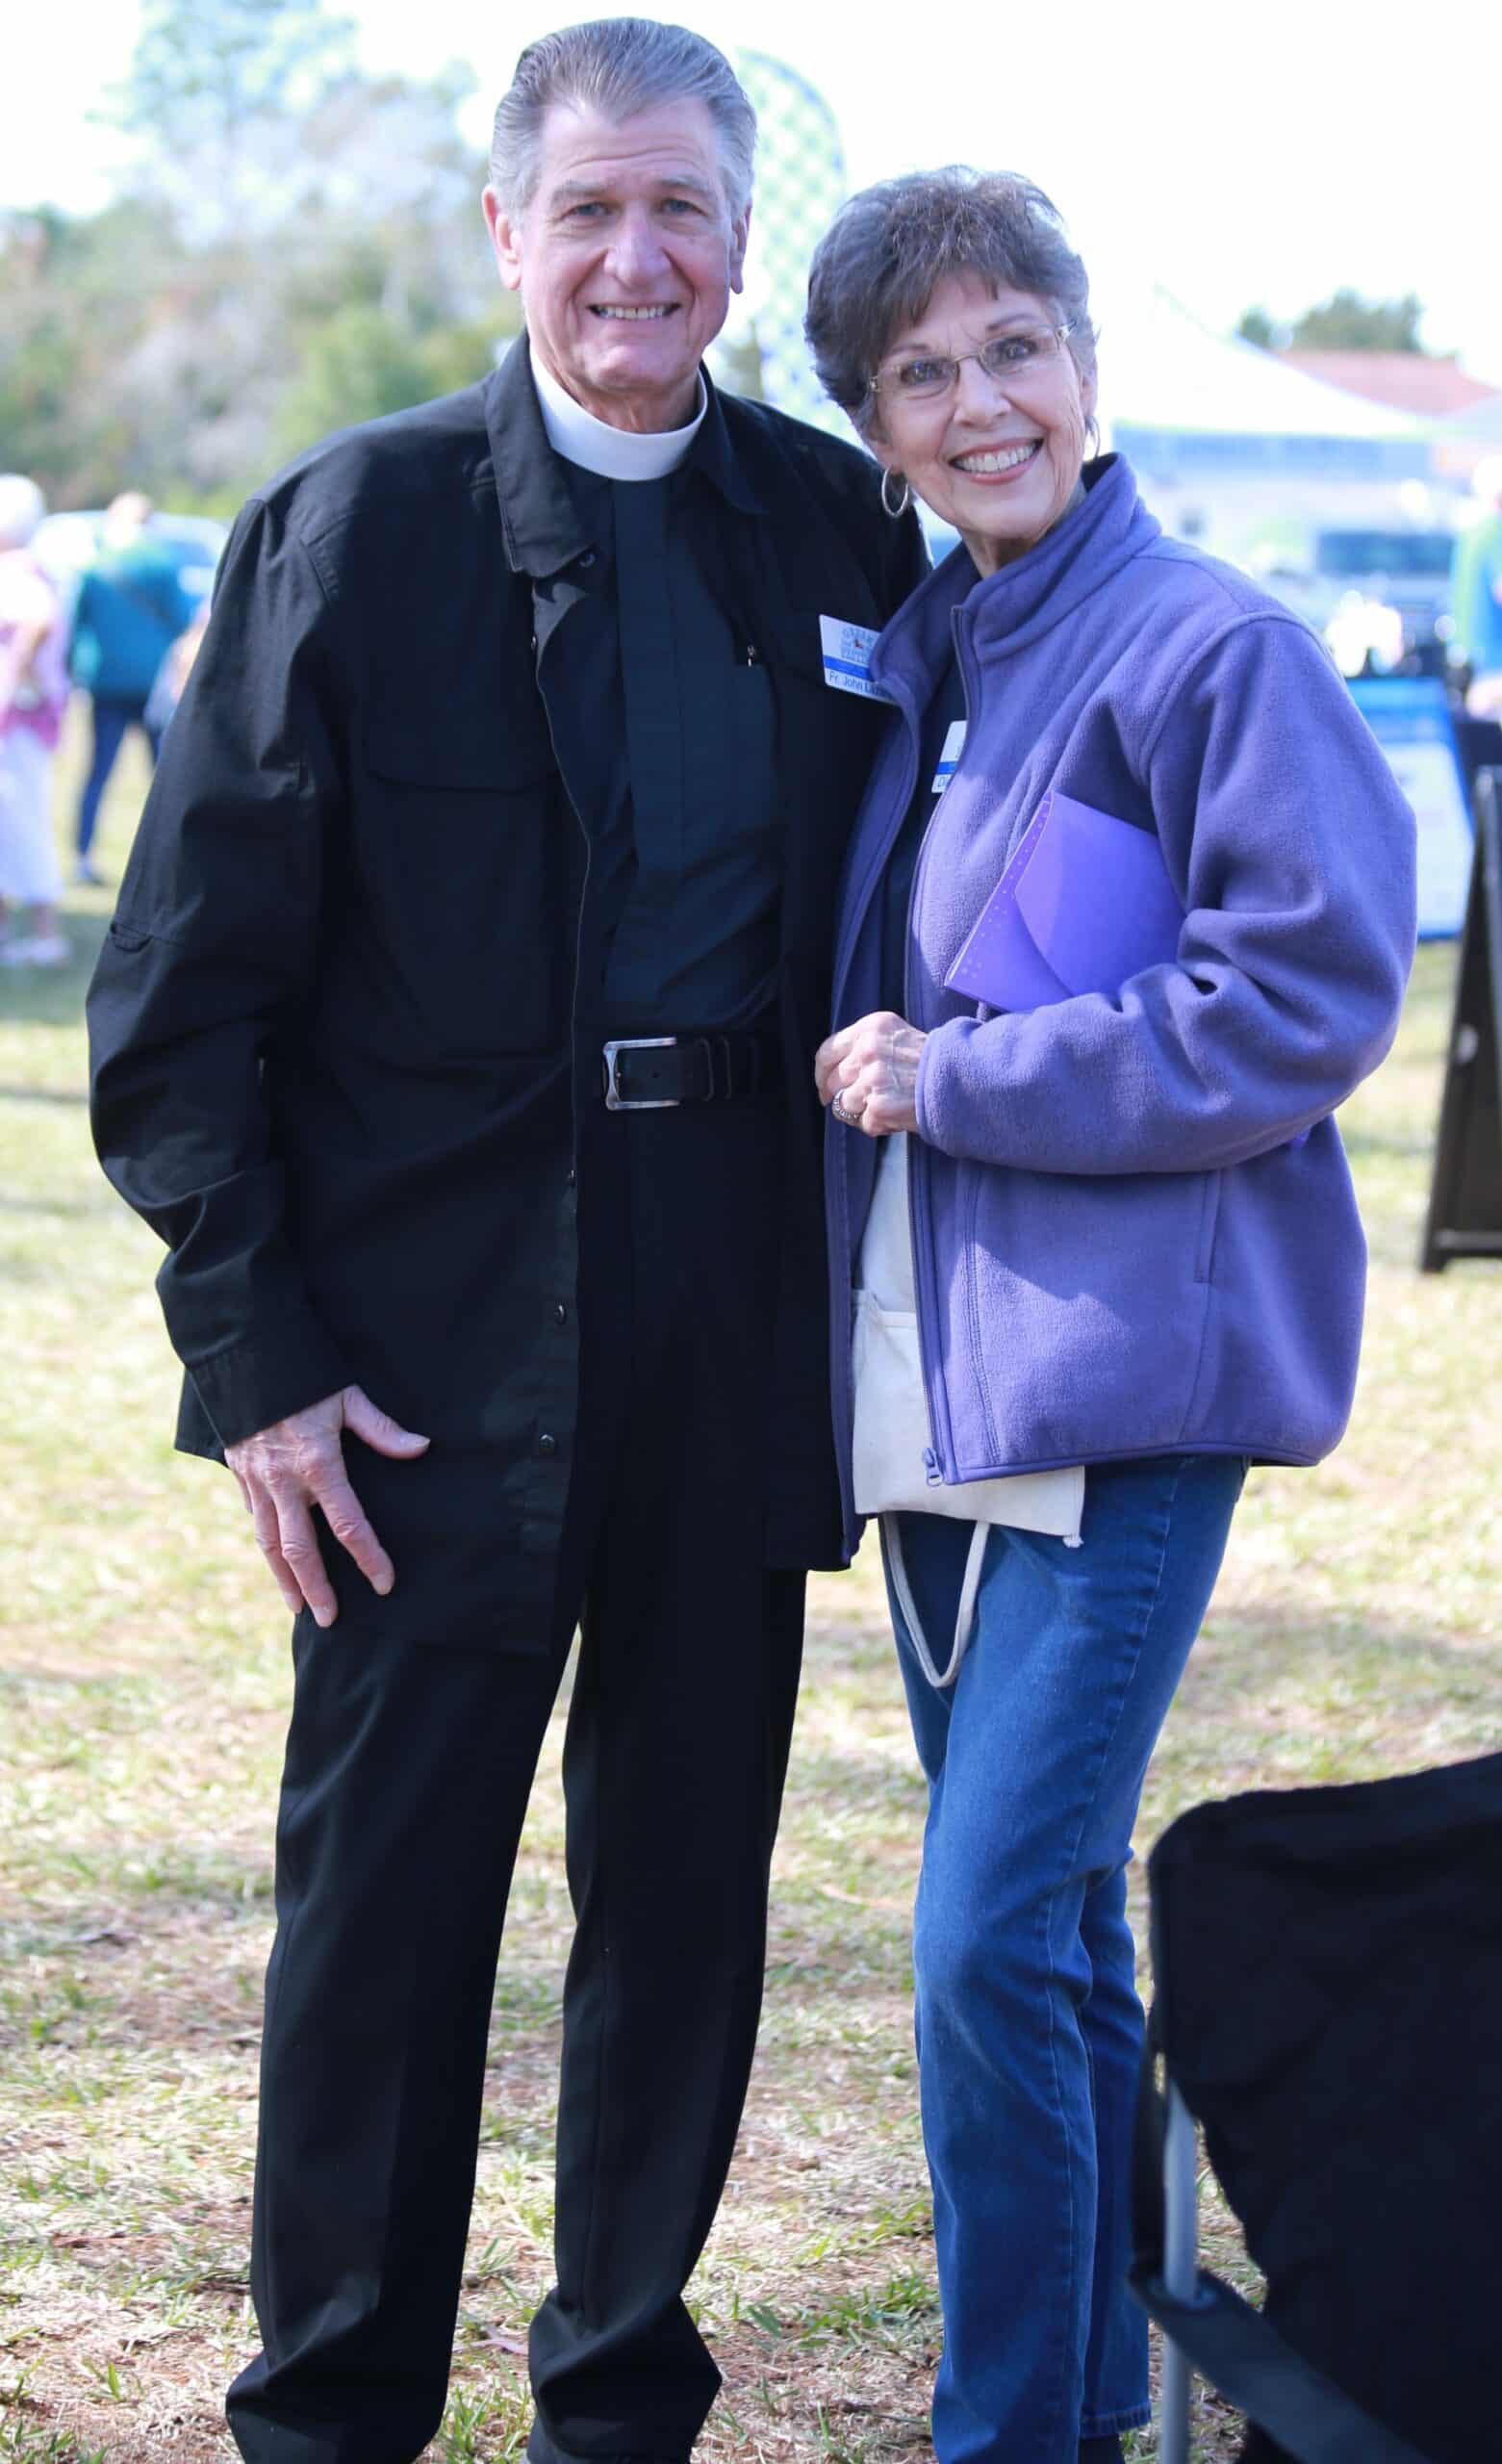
87, 347, 926, 1647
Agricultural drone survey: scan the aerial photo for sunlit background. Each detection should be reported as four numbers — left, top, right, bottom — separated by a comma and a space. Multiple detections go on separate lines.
4, 0, 1500, 925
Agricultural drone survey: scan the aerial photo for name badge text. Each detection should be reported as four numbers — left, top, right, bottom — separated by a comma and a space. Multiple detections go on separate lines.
820, 614, 891, 702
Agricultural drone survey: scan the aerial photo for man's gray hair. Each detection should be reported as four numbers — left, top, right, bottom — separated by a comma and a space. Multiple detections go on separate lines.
805, 168, 1096, 435
489, 19, 757, 218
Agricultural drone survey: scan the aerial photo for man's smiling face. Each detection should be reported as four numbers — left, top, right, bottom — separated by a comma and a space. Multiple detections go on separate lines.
484, 98, 750, 435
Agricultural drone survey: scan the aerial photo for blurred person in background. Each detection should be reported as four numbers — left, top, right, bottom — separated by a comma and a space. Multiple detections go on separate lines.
0, 475, 70, 967
806, 168, 1415, 2464
142, 602, 211, 741
1449, 454, 1502, 718
68, 491, 195, 884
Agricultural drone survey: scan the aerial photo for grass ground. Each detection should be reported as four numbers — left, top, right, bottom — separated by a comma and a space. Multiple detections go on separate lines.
2, 718, 1498, 2463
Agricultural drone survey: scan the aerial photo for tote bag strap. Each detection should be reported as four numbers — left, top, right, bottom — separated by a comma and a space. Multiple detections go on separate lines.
881, 1515, 989, 1689
1130, 2028, 1433, 2464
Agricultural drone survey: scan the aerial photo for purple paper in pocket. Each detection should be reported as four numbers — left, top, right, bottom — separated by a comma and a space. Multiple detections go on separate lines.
945, 787, 1184, 1011
944, 788, 1314, 1148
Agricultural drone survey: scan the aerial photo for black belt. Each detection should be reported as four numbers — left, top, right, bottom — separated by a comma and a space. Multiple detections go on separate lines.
600, 1031, 784, 1110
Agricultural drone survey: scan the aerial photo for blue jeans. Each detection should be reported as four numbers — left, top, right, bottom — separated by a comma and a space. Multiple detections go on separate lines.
883, 1452, 1244, 2464
76, 696, 159, 860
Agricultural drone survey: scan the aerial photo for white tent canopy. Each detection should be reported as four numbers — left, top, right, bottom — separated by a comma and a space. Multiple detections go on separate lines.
1089, 276, 1427, 444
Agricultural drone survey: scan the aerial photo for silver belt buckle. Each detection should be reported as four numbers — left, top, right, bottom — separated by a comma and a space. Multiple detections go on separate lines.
603, 1035, 680, 1111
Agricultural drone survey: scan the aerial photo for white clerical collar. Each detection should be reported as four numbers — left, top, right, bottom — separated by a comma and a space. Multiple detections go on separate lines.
529, 345, 707, 482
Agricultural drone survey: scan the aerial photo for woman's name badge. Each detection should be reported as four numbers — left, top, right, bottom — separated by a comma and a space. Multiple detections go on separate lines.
931, 721, 966, 794
820, 615, 891, 702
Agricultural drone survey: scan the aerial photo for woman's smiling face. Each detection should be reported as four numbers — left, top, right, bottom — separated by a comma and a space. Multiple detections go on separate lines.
869, 272, 1095, 575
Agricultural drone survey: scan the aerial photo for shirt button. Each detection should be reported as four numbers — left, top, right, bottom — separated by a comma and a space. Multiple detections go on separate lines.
553, 1302, 568, 1325
578, 550, 598, 569
538, 1432, 558, 1457
566, 1168, 576, 1189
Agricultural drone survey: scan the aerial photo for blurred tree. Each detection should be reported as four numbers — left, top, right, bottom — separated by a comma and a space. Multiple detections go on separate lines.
102, 0, 358, 232
1, 8, 517, 510
275, 305, 515, 460
1289, 290, 1427, 351
0, 199, 190, 505
708, 323, 764, 401
1235, 305, 1283, 349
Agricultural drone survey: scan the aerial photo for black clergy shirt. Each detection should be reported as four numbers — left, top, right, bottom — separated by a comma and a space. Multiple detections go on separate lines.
559, 448, 780, 1029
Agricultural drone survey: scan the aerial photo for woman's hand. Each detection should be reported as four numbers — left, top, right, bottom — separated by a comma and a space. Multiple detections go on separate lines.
815, 1012, 929, 1136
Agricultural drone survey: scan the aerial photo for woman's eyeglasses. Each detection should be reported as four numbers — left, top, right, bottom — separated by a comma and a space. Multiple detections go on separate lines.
872, 323, 1074, 405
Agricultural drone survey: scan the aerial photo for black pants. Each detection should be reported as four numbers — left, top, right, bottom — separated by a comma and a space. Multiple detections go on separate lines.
226, 1091, 804, 2464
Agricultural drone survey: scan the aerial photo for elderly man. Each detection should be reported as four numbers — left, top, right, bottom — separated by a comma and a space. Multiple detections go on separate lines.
88, 19, 923, 2464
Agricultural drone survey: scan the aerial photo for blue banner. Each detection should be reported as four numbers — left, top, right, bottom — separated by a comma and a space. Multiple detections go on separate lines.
1350, 677, 1474, 939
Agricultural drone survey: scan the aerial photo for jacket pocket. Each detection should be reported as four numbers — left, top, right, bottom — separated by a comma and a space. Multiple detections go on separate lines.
356, 717, 573, 1061
951, 1161, 1218, 1470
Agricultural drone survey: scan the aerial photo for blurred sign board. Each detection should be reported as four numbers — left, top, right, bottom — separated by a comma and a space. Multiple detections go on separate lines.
1420, 770, 1502, 1272
1350, 676, 1474, 939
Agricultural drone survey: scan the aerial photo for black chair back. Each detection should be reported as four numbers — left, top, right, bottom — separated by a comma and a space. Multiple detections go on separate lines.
1133, 1754, 1502, 2463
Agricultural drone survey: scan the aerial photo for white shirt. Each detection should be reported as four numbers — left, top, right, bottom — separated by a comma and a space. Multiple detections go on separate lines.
528, 346, 707, 483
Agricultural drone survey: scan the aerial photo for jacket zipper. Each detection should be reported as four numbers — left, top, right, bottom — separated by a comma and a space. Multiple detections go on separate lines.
904, 615, 973, 1488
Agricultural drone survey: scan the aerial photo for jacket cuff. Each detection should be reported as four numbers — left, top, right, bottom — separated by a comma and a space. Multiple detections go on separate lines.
186, 1317, 354, 1450
916, 1016, 1014, 1162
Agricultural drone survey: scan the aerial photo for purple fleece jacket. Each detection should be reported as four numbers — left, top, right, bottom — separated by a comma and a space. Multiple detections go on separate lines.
826, 456, 1417, 1560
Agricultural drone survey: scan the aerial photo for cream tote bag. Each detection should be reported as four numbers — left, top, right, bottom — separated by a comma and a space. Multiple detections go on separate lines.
851, 1133, 1083, 1687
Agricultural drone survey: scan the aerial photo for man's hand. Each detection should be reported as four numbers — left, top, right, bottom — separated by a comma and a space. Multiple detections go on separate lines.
815, 1012, 929, 1137
225, 1386, 430, 1628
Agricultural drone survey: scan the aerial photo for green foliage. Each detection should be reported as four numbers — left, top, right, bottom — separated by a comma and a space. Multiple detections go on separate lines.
1235, 305, 1282, 350
1235, 294, 1430, 354
0, 198, 190, 506
274, 304, 517, 461
0, 0, 512, 509
1290, 288, 1427, 352
710, 323, 766, 402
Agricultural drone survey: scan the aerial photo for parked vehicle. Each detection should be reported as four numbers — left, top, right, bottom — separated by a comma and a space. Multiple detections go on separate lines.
1257, 526, 1455, 677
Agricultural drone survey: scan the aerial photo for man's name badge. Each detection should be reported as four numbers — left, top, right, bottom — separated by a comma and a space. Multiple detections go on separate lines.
932, 721, 966, 794
820, 615, 891, 702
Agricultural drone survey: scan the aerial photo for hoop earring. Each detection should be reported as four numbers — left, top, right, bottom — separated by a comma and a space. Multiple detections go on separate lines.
880, 469, 912, 520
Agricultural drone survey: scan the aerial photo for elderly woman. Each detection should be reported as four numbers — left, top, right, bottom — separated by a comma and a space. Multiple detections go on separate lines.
0, 475, 69, 968
806, 173, 1415, 2464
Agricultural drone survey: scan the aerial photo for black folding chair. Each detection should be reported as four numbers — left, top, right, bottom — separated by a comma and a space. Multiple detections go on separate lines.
1130, 1754, 1502, 2464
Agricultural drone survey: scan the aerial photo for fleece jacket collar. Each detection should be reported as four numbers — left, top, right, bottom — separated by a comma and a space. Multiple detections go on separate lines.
869, 455, 1161, 715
